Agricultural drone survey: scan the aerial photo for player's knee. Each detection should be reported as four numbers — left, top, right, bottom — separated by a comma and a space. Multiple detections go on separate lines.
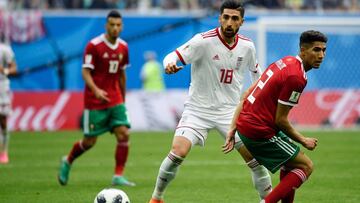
115, 127, 129, 141
301, 159, 314, 177
171, 143, 189, 158
82, 137, 97, 149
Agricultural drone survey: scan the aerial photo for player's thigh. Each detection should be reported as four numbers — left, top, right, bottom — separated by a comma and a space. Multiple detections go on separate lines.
109, 104, 131, 130
239, 131, 300, 174
176, 109, 211, 147
82, 108, 110, 137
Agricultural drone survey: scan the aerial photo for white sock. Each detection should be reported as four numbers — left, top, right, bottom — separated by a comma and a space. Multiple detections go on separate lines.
152, 152, 183, 200
247, 158, 272, 199
0, 128, 9, 153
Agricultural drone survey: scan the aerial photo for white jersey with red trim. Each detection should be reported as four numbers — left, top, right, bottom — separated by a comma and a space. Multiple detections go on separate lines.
0, 43, 15, 93
175, 27, 260, 114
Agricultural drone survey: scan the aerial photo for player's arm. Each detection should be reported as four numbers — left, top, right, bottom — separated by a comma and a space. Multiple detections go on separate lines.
250, 63, 261, 83
222, 81, 258, 153
0, 47, 17, 76
119, 68, 126, 100
275, 103, 317, 150
82, 68, 110, 102
248, 43, 262, 83
275, 104, 317, 150
163, 51, 183, 74
163, 34, 203, 74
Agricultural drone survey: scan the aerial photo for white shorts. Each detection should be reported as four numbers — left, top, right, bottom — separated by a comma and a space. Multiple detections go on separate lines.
174, 107, 242, 148
0, 91, 12, 116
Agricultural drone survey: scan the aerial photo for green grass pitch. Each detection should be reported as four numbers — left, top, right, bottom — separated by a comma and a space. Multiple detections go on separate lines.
0, 130, 359, 202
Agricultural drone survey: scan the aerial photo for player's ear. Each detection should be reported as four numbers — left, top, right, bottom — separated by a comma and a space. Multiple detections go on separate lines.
240, 18, 244, 26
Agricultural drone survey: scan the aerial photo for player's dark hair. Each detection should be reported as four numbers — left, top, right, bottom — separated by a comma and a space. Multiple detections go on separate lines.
107, 10, 122, 20
300, 30, 327, 47
220, 0, 244, 18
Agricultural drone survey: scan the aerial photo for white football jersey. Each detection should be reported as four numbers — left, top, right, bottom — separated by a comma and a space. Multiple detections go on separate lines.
0, 43, 15, 92
175, 28, 261, 114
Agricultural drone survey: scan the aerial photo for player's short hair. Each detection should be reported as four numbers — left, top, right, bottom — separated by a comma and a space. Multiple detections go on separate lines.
220, 0, 244, 18
107, 10, 122, 20
300, 30, 328, 47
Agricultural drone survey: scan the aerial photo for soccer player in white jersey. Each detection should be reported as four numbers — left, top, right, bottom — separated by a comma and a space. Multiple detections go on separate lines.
149, 1, 272, 202
0, 40, 17, 164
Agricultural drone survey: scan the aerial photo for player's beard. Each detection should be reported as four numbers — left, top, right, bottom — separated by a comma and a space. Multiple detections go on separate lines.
107, 32, 119, 43
221, 26, 239, 39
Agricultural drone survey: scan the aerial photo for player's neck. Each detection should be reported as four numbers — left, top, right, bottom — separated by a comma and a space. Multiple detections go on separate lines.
105, 34, 117, 44
219, 30, 235, 46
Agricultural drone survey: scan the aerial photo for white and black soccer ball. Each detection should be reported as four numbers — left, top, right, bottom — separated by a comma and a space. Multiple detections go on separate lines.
94, 188, 130, 203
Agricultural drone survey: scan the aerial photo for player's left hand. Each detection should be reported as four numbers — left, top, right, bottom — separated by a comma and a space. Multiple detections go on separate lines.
222, 129, 236, 154
302, 137, 318, 150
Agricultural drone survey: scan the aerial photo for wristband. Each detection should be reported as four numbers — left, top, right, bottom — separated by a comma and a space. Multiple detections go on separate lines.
3, 68, 9, 76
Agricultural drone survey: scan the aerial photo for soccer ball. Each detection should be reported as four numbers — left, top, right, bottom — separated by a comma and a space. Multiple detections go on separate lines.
94, 188, 130, 203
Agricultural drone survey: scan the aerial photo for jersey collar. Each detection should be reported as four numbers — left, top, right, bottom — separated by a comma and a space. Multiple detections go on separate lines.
296, 55, 307, 80
101, 34, 120, 50
216, 27, 238, 50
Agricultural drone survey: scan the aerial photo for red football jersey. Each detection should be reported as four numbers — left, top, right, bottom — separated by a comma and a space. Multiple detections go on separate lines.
237, 56, 307, 139
82, 34, 129, 110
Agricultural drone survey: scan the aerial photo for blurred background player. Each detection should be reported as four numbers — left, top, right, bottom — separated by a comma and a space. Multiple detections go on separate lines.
57, 10, 135, 186
0, 38, 17, 164
223, 30, 327, 202
149, 1, 272, 203
140, 50, 165, 92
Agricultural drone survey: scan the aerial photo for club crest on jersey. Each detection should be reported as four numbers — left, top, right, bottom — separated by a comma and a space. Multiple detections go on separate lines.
289, 91, 301, 103
236, 57, 243, 67
118, 54, 123, 61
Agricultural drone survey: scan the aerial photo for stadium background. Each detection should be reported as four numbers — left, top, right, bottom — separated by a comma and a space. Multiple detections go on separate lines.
1, 1, 360, 203
2, 8, 359, 131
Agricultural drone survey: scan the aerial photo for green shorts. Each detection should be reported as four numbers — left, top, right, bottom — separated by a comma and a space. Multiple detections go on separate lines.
82, 104, 131, 137
238, 131, 300, 174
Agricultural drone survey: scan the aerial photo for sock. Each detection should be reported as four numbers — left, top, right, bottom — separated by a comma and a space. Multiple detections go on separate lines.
115, 140, 129, 176
0, 132, 9, 153
67, 141, 87, 164
247, 159, 272, 199
280, 167, 295, 203
152, 152, 184, 200
264, 169, 307, 203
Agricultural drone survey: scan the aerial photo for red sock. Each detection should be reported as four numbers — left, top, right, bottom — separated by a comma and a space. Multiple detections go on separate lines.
115, 141, 129, 176
265, 169, 307, 203
67, 141, 87, 164
280, 168, 295, 203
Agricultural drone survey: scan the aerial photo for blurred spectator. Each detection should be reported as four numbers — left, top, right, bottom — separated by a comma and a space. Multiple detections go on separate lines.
244, 0, 285, 9
178, 0, 199, 10
2, 0, 360, 11
140, 51, 165, 92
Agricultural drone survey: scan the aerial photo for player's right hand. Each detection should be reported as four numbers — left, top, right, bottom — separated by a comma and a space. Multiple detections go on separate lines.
165, 62, 183, 74
94, 88, 110, 103
222, 129, 236, 154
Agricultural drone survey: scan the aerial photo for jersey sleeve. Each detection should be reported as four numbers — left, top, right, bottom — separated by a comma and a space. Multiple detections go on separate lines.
247, 43, 261, 82
278, 75, 306, 106
83, 43, 96, 69
175, 34, 204, 65
5, 46, 15, 63
121, 44, 130, 70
